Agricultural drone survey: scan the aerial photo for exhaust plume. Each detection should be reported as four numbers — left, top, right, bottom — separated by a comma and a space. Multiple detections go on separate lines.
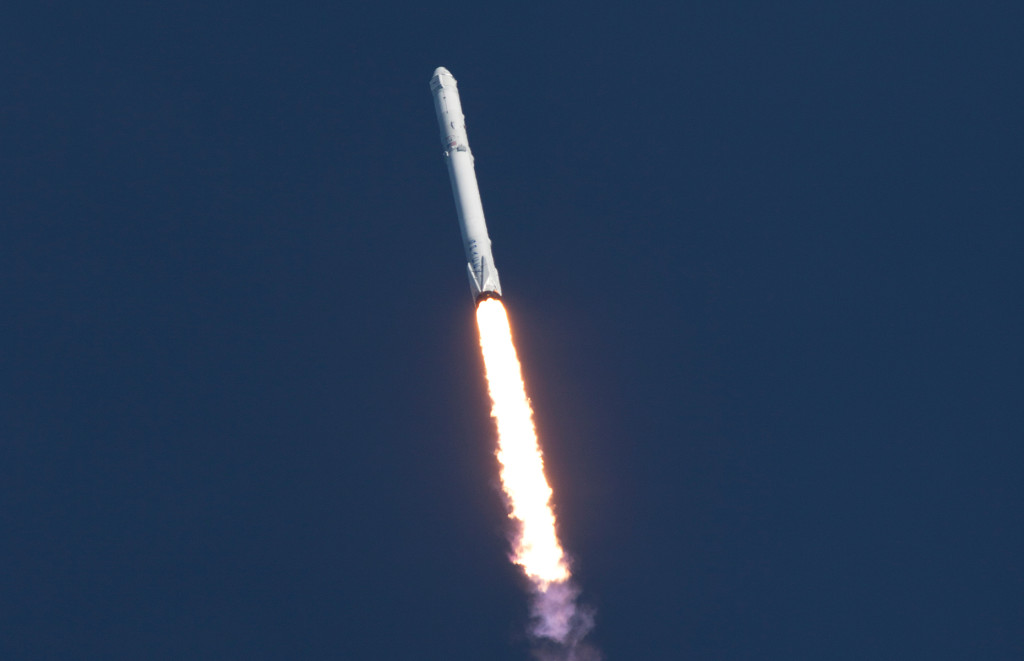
475, 298, 598, 659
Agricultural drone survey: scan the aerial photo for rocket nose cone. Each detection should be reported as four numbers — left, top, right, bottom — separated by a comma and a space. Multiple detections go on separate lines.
433, 66, 451, 78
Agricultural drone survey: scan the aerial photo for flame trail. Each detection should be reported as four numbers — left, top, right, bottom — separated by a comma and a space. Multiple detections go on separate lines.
475, 298, 598, 659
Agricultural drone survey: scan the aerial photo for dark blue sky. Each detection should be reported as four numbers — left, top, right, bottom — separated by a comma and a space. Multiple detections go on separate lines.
3, 2, 1021, 659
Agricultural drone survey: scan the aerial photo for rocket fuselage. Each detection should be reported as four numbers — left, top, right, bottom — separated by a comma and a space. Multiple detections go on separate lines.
430, 67, 502, 303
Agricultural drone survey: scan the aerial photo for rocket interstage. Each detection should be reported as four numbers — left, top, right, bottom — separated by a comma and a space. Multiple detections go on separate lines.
430, 68, 598, 658
430, 67, 502, 303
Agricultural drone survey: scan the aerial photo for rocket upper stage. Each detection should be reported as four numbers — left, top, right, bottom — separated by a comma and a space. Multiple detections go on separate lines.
430, 67, 469, 152
431, 67, 502, 303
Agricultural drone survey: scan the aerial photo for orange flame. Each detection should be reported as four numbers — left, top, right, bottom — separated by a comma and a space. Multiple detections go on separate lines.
476, 298, 570, 587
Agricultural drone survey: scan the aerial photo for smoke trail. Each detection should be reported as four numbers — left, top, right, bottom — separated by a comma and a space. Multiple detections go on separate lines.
475, 298, 599, 660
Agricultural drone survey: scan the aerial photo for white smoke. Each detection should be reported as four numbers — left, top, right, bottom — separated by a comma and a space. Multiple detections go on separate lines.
528, 579, 601, 661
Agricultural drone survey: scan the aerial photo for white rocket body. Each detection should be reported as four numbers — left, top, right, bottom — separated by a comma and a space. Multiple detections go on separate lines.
430, 67, 502, 302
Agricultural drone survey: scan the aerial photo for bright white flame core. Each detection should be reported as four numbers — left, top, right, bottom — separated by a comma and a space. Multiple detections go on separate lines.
476, 298, 570, 587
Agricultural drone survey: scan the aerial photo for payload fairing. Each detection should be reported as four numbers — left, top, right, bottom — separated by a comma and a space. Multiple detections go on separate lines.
430, 67, 502, 303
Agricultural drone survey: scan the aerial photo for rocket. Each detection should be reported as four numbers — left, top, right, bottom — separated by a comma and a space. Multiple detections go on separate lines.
430, 67, 502, 304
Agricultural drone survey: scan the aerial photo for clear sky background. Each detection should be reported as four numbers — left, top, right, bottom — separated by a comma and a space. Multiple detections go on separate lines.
3, 2, 1021, 659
